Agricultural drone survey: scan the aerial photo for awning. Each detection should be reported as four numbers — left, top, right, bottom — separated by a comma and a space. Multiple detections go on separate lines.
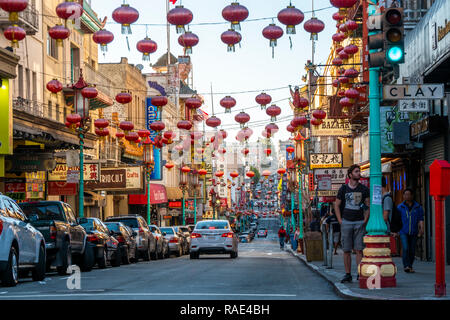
166, 187, 183, 200
128, 184, 167, 205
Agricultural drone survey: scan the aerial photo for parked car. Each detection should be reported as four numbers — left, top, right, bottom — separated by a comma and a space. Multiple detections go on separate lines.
160, 227, 183, 257
78, 218, 121, 268
173, 226, 190, 254
19, 201, 94, 275
104, 222, 137, 265
149, 225, 169, 259
190, 220, 238, 259
0, 195, 46, 286
105, 215, 157, 261
257, 229, 268, 238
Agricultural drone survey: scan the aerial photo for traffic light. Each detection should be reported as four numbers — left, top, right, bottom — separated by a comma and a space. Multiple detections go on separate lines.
383, 8, 404, 64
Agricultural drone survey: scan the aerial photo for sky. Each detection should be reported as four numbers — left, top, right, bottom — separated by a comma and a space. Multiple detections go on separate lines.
90, 0, 337, 147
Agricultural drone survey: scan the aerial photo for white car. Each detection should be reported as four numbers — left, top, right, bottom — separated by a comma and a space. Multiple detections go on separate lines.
0, 195, 46, 287
189, 220, 238, 259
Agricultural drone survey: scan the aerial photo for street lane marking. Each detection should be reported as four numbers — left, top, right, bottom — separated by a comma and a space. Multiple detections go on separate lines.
0, 293, 297, 298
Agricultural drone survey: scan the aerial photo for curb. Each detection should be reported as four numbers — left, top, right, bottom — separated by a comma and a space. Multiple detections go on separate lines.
286, 248, 388, 300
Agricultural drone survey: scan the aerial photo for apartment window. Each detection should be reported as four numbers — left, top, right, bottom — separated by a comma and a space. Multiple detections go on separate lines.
48, 100, 52, 119
71, 46, 80, 82
47, 27, 58, 59
26, 68, 31, 100
18, 65, 23, 98
56, 103, 60, 122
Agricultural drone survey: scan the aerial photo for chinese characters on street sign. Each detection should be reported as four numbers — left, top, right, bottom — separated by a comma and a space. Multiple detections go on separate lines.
398, 99, 429, 112
309, 153, 343, 169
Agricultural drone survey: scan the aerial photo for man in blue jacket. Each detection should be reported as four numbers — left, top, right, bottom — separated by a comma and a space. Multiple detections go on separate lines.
397, 188, 424, 273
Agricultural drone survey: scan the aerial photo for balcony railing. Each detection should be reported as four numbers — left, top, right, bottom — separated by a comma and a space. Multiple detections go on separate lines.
13, 97, 44, 118
0, 5, 39, 35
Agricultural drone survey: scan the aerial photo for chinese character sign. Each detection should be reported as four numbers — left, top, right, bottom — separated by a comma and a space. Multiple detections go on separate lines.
309, 153, 343, 169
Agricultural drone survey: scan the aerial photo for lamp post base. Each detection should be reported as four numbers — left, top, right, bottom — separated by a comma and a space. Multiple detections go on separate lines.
358, 235, 397, 289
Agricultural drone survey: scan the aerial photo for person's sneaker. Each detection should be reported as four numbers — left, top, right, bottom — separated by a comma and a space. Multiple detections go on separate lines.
404, 267, 411, 273
341, 274, 352, 283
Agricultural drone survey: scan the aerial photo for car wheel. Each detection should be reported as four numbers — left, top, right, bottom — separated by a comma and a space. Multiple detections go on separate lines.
122, 246, 130, 265
57, 242, 72, 276
97, 247, 107, 269
80, 244, 94, 272
1, 246, 19, 287
111, 249, 121, 267
150, 245, 158, 260
32, 245, 46, 282
142, 244, 151, 261
158, 245, 164, 259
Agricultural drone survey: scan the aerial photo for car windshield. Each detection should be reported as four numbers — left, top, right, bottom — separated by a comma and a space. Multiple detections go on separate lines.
20, 203, 63, 221
195, 221, 229, 230
105, 222, 120, 232
79, 219, 95, 231
106, 218, 139, 228
160, 228, 174, 234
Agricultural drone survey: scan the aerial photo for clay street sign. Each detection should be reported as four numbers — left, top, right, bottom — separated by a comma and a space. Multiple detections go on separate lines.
383, 84, 444, 100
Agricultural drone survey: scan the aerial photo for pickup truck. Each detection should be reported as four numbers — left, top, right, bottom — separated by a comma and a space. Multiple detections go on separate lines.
19, 201, 94, 275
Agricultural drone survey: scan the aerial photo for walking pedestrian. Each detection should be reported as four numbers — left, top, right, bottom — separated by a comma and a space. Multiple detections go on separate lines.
334, 164, 370, 283
293, 227, 300, 251
278, 226, 287, 250
397, 188, 424, 273
326, 208, 341, 255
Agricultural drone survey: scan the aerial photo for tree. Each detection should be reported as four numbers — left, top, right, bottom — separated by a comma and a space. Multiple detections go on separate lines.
250, 166, 260, 185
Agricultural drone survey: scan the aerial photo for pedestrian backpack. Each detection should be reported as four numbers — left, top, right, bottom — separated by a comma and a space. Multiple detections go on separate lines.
382, 193, 403, 233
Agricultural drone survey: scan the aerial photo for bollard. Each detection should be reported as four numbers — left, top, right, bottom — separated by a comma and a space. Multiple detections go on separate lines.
322, 223, 328, 266
327, 224, 333, 269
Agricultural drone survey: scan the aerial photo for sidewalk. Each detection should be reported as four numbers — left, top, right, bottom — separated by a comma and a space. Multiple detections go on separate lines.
286, 246, 450, 300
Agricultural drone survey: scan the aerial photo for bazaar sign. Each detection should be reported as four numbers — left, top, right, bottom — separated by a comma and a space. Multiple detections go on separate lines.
309, 153, 343, 169
311, 119, 352, 137
48, 164, 99, 181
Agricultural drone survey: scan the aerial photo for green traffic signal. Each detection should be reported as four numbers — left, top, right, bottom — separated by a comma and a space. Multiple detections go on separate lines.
387, 46, 404, 62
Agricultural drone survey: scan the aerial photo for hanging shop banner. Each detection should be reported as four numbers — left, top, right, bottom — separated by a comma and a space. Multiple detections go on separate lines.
314, 168, 348, 185
309, 153, 343, 169
217, 161, 227, 199
311, 119, 352, 137
146, 97, 162, 180
49, 163, 99, 182
48, 182, 78, 196
85, 167, 143, 192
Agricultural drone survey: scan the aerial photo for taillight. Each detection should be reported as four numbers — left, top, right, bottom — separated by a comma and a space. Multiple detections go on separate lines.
191, 233, 202, 239
87, 234, 99, 243
169, 237, 178, 243
221, 232, 234, 238
50, 225, 57, 240
0, 220, 3, 236
116, 236, 125, 243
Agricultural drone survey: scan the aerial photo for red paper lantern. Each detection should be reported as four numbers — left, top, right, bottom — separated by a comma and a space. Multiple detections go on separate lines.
332, 12, 344, 21
219, 129, 228, 139
115, 132, 125, 139
339, 23, 348, 33
3, 25, 25, 47
151, 96, 168, 108
344, 68, 359, 79
346, 20, 358, 31
0, 0, 28, 21
81, 86, 98, 99
266, 105, 281, 121
277, 5, 304, 34
222, 2, 249, 31
181, 166, 191, 174
255, 92, 272, 110
163, 130, 176, 141
265, 123, 279, 135
262, 23, 284, 58
137, 37, 157, 61
310, 117, 323, 127
304, 17, 325, 40
332, 57, 343, 66
242, 148, 249, 156
150, 121, 165, 132
235, 112, 250, 128
237, 127, 253, 141
48, 24, 70, 46
206, 116, 221, 128
125, 131, 139, 142
221, 29, 241, 52
292, 116, 308, 128
332, 32, 346, 43
165, 163, 175, 170
185, 97, 202, 109
95, 128, 109, 137
67, 113, 81, 124
215, 171, 224, 178
198, 169, 207, 176
178, 31, 199, 54
332, 79, 340, 88
339, 76, 350, 84
230, 171, 239, 179
344, 44, 358, 55
93, 29, 114, 53
167, 5, 193, 34
94, 118, 109, 129
297, 97, 309, 109
112, 4, 139, 34
177, 120, 192, 131
330, 0, 358, 9
277, 168, 286, 175
338, 89, 346, 97
220, 96, 236, 113
345, 88, 360, 103
246, 171, 255, 178
265, 148, 272, 156
336, 46, 344, 54
313, 109, 326, 120
286, 146, 295, 154
286, 125, 295, 134
46, 79, 63, 94
339, 97, 353, 108
56, 1, 83, 21
116, 92, 132, 104
119, 121, 134, 132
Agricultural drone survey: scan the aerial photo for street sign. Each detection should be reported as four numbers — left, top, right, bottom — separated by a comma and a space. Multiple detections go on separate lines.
317, 190, 338, 197
316, 174, 332, 191
398, 99, 429, 112
383, 84, 444, 100
309, 153, 343, 169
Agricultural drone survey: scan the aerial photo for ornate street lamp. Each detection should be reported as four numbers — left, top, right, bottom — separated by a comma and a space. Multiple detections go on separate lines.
143, 137, 155, 226
180, 166, 191, 225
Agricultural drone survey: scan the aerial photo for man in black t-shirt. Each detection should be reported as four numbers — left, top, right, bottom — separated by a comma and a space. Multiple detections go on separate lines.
334, 164, 370, 283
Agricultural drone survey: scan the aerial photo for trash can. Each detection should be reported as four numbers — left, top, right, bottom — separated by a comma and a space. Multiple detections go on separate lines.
304, 231, 323, 262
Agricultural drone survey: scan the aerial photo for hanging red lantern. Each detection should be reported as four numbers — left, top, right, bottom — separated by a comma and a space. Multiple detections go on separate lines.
48, 24, 70, 46
339, 76, 350, 85
0, 0, 28, 21
235, 111, 250, 128
220, 96, 236, 113
336, 46, 344, 54
219, 129, 228, 139
116, 92, 132, 104
119, 121, 134, 132
339, 97, 353, 108
206, 116, 221, 128
338, 89, 346, 97
215, 171, 224, 178
198, 169, 207, 176
94, 118, 109, 129
291, 116, 308, 128
339, 23, 348, 34
46, 79, 63, 94
265, 148, 272, 156
297, 97, 309, 109
67, 113, 81, 124
165, 162, 175, 170
255, 92, 272, 110
345, 88, 360, 103
230, 171, 239, 179
304, 17, 325, 40
332, 57, 343, 66
178, 31, 199, 54
262, 170, 271, 179
332, 79, 340, 88
344, 68, 359, 79
222, 2, 249, 31
313, 109, 326, 120
246, 171, 255, 178
330, 0, 358, 14
56, 1, 83, 22
115, 132, 125, 139
262, 23, 284, 58
177, 120, 192, 131
237, 127, 253, 142
150, 121, 165, 133
185, 97, 202, 109
277, 168, 286, 175
136, 37, 157, 62
95, 128, 109, 138
265, 123, 279, 135
310, 117, 323, 128
181, 166, 191, 174
81, 86, 98, 99
339, 51, 349, 60
242, 148, 249, 156
93, 29, 114, 53
286, 146, 295, 154
112, 4, 139, 35
277, 5, 304, 34
167, 5, 193, 34
332, 12, 344, 21
151, 96, 168, 109
266, 105, 281, 122
344, 44, 358, 55
221, 29, 241, 52
3, 25, 25, 47
125, 131, 139, 142
346, 20, 358, 32
286, 124, 295, 134
332, 33, 346, 43
163, 130, 176, 141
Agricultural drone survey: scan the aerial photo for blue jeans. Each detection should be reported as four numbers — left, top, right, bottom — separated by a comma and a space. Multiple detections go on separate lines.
291, 235, 297, 250
400, 234, 418, 269
279, 237, 285, 248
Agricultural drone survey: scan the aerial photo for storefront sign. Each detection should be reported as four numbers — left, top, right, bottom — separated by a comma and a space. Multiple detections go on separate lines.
169, 201, 188, 208
309, 153, 343, 169
5, 182, 26, 193
85, 167, 142, 192
410, 117, 430, 138
128, 184, 167, 205
49, 164, 99, 181
316, 190, 338, 197
316, 174, 332, 191
314, 168, 348, 185
48, 182, 77, 196
383, 84, 444, 100
437, 18, 450, 42
311, 119, 352, 137
5, 153, 57, 173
